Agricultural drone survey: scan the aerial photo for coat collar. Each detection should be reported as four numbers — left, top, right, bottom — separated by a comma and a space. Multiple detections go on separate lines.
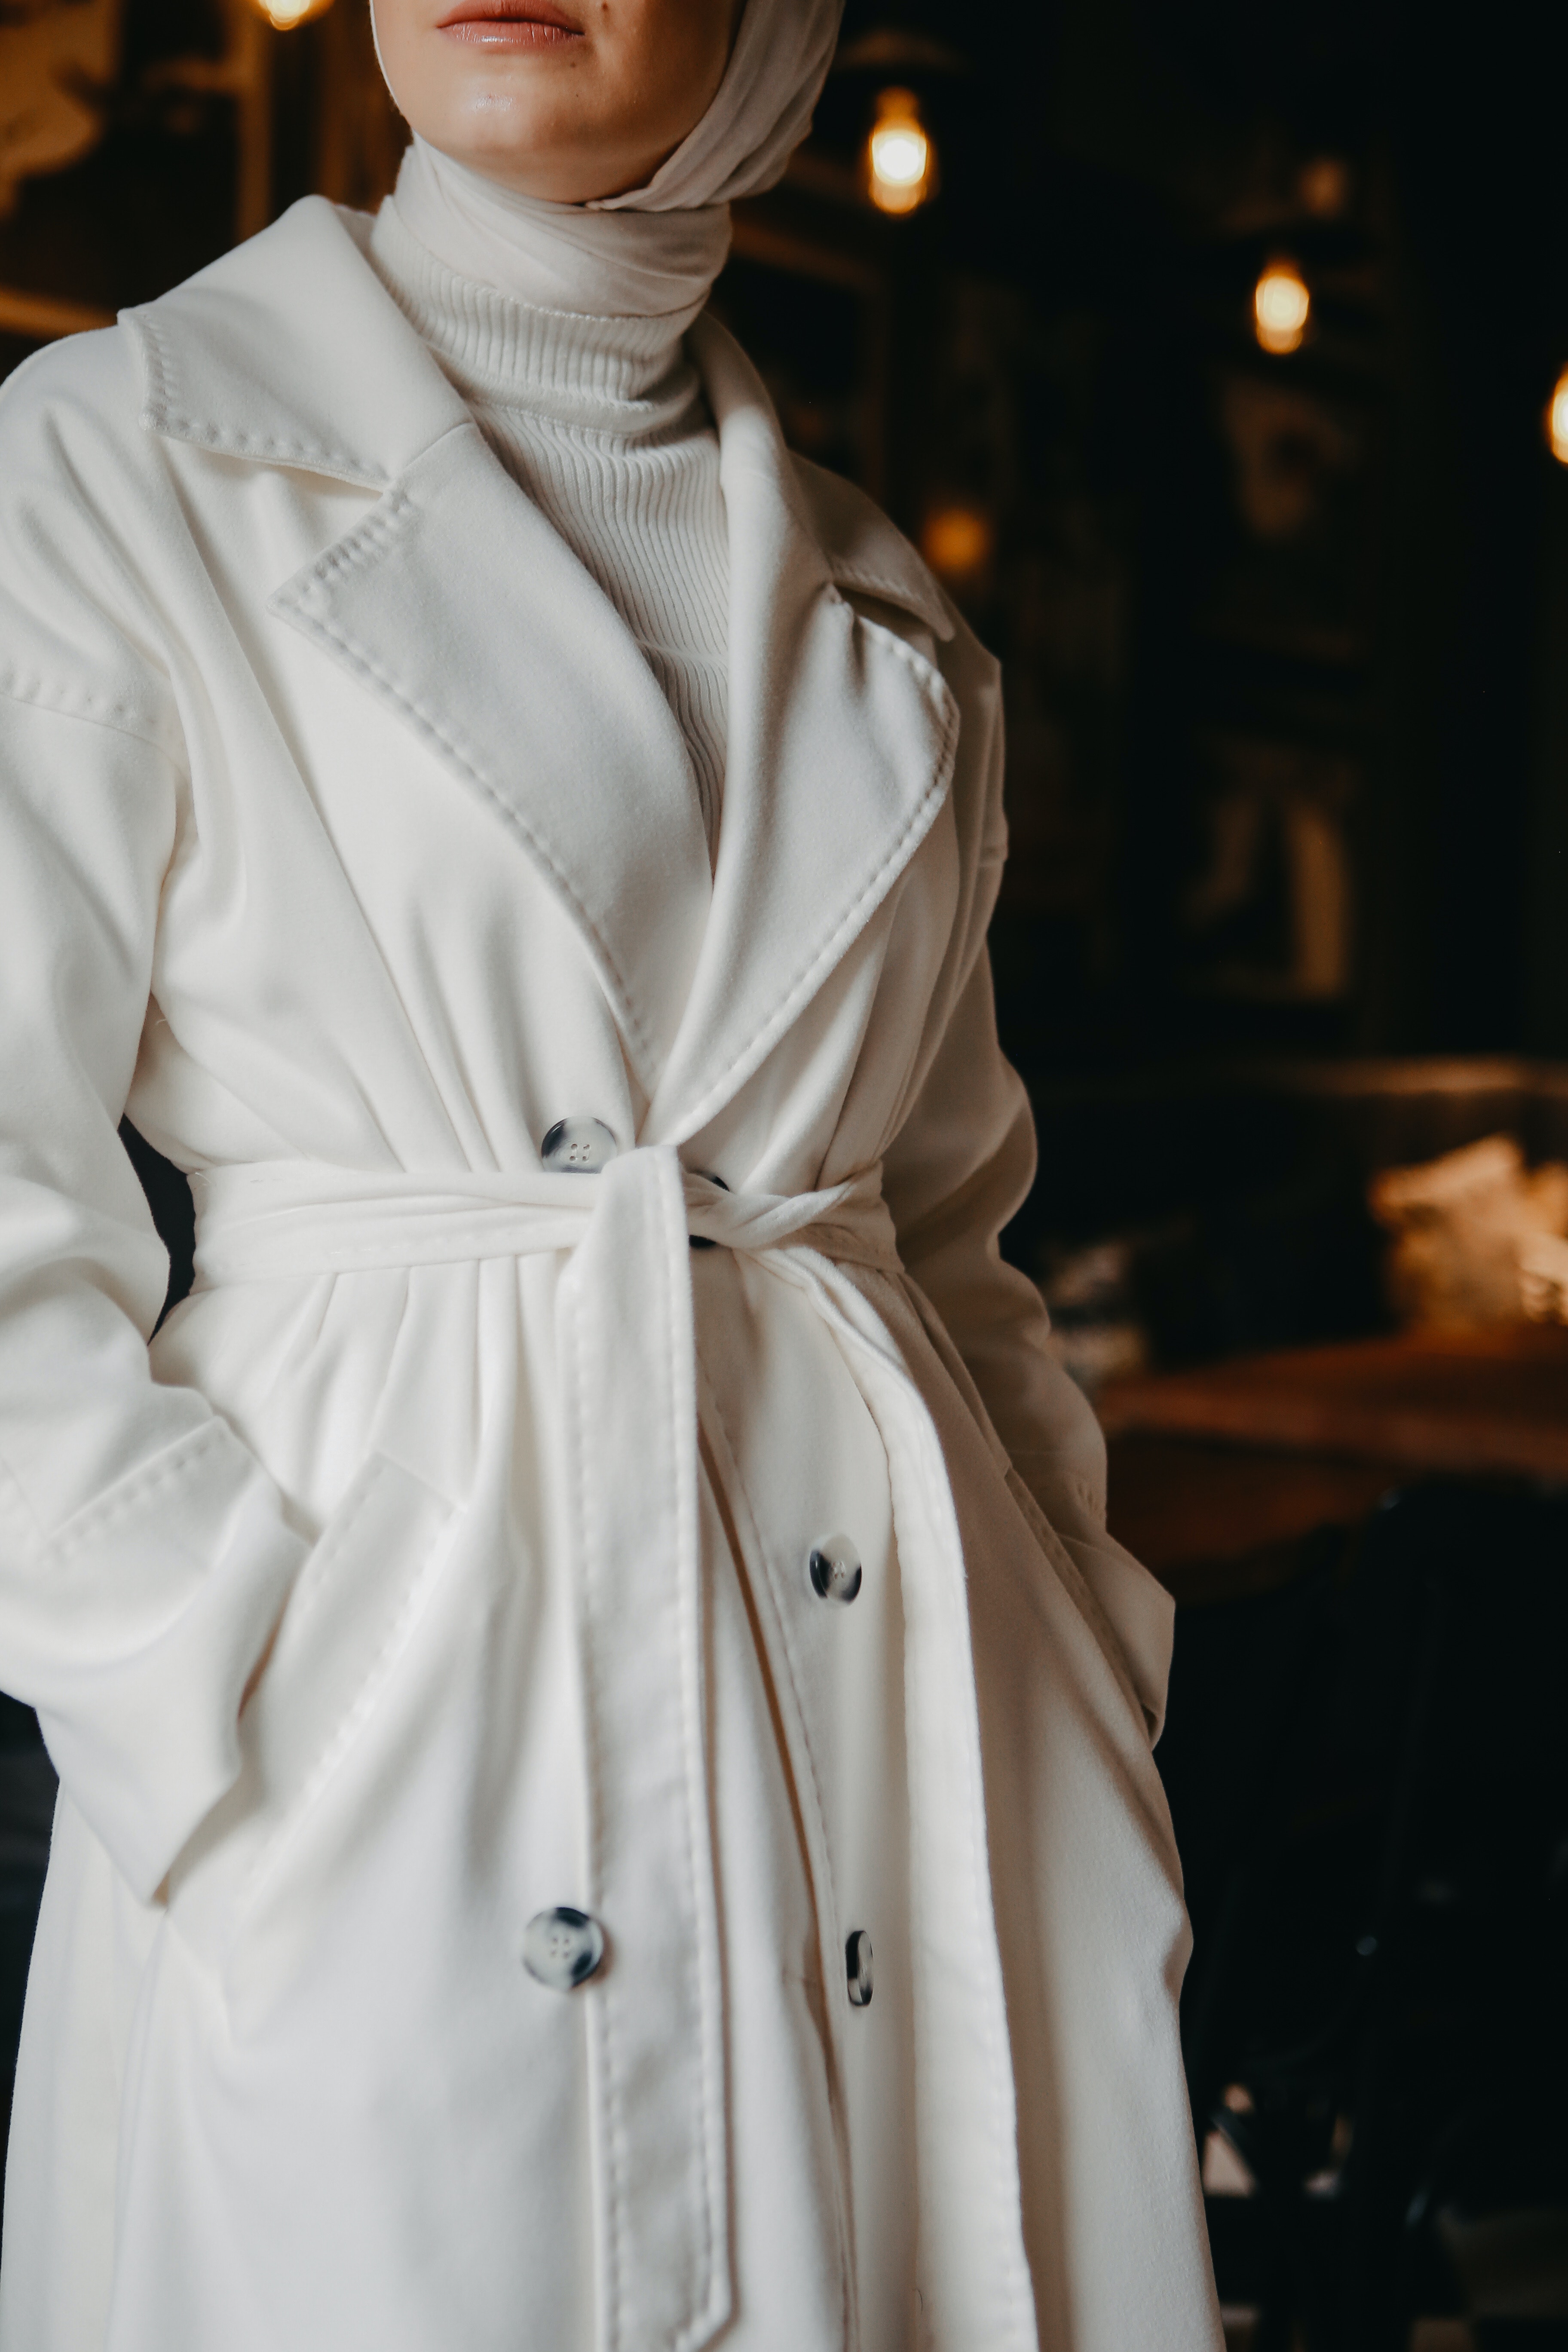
124, 199, 953, 636
124, 199, 960, 1138
647, 316, 958, 1140
124, 201, 464, 491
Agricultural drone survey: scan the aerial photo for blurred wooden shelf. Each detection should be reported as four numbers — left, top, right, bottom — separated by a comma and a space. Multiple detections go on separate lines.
1100, 1324, 1568, 1604
1106, 1435, 1396, 1602
1100, 1323, 1568, 1483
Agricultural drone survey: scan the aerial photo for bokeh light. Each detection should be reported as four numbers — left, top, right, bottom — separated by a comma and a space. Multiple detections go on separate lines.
1254, 261, 1311, 356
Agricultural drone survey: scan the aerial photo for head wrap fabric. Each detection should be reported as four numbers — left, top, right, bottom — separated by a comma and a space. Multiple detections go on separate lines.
386, 142, 734, 321
591, 0, 845, 214
376, 0, 846, 321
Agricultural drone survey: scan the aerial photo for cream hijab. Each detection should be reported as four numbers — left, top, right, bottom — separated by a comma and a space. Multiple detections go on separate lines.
377, 0, 845, 318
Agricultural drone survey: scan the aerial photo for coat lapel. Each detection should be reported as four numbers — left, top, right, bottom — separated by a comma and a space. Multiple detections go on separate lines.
268, 425, 713, 1100
126, 203, 960, 1127
645, 318, 961, 1145
126, 200, 713, 1101
126, 198, 456, 493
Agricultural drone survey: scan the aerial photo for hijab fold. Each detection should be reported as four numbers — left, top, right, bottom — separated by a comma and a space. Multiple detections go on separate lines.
378, 0, 845, 321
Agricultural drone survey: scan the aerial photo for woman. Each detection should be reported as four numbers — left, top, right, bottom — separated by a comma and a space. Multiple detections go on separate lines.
0, 2, 1221, 2346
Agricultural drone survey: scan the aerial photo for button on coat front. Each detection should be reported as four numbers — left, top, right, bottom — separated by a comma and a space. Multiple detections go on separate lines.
846, 1929, 874, 2008
523, 1907, 606, 1992
809, 1535, 863, 1604
0, 199, 1219, 2352
541, 1118, 619, 1173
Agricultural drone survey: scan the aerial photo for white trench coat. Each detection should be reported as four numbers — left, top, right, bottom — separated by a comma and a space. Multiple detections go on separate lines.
0, 199, 1220, 2352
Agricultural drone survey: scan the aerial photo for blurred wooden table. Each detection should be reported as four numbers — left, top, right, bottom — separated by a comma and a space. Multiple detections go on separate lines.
1099, 1323, 1568, 1604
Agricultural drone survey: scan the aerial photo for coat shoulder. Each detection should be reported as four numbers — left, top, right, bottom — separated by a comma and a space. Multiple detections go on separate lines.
0, 323, 146, 467
0, 330, 184, 749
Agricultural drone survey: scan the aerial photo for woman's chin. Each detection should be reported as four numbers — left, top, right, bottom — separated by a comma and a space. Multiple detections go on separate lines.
423, 92, 653, 205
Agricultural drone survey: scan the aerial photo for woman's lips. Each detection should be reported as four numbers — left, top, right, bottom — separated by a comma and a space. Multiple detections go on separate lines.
436, 0, 584, 44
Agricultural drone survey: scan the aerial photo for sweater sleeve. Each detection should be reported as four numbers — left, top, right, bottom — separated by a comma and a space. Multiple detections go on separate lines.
0, 337, 306, 1899
881, 647, 1175, 1741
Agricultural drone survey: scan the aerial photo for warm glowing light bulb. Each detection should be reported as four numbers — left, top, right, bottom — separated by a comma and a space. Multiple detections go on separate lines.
874, 124, 928, 188
867, 89, 934, 216
1549, 368, 1568, 466
922, 505, 993, 582
1254, 260, 1310, 356
254, 0, 329, 28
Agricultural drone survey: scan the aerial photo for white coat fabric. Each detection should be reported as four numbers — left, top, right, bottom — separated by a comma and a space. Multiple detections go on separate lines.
0, 197, 1222, 2352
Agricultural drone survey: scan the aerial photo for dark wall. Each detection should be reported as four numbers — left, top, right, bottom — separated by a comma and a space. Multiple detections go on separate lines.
822, 0, 1568, 1077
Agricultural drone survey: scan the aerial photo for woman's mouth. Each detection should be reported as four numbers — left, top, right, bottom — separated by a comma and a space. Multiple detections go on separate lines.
435, 0, 584, 46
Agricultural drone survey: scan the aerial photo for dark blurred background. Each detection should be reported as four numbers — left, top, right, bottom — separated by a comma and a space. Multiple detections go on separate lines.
6, 4, 1568, 2345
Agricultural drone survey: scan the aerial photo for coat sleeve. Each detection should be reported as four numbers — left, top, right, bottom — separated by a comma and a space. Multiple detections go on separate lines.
0, 335, 306, 1899
881, 625, 1175, 1740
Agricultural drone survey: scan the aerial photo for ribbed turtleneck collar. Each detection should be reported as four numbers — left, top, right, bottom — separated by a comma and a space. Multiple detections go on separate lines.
369, 196, 701, 437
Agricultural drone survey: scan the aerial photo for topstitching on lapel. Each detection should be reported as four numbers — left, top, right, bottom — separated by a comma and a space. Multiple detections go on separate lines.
126, 199, 715, 1101
269, 424, 714, 1100
124, 198, 458, 492
645, 317, 962, 1147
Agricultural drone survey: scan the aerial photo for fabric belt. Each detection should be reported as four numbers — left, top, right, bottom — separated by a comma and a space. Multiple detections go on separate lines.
190, 1149, 916, 2352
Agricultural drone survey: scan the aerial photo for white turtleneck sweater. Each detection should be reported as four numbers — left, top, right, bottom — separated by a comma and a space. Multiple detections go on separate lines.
369, 196, 729, 855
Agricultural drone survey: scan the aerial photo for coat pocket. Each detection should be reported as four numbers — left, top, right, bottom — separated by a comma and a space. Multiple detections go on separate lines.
1004, 1462, 1173, 1748
167, 1452, 457, 1991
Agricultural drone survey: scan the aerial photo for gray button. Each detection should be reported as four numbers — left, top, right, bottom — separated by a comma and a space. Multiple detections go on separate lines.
808, 1536, 862, 1605
522, 1906, 605, 1992
541, 1118, 618, 1174
689, 1171, 728, 1252
846, 1929, 873, 2007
